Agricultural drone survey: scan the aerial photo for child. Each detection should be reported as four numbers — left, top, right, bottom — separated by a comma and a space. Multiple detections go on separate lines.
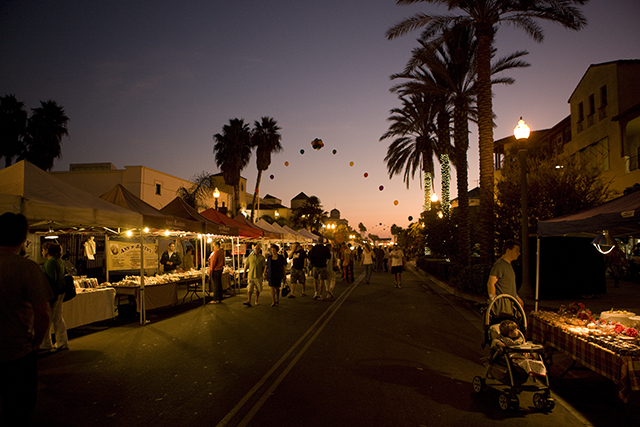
492, 320, 546, 377
492, 319, 526, 348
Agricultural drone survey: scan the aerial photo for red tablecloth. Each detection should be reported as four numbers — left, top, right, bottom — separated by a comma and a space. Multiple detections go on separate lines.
530, 312, 640, 402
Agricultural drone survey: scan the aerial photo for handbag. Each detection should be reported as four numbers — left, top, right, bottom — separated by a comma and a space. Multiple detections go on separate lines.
281, 284, 291, 297
62, 274, 77, 302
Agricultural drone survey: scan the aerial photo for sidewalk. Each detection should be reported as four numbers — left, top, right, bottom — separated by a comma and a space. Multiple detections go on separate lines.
407, 260, 640, 316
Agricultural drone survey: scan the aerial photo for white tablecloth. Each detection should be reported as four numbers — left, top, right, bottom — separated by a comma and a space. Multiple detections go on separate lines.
62, 287, 117, 329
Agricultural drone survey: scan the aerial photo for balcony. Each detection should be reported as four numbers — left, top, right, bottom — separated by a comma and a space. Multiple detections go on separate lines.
599, 106, 607, 121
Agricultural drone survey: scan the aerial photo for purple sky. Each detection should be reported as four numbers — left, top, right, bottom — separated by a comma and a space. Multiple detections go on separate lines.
1, 0, 639, 237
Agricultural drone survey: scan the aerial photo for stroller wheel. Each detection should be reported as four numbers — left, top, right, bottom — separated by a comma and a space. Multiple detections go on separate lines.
498, 393, 511, 411
546, 398, 555, 411
472, 376, 485, 393
533, 393, 546, 410
510, 396, 520, 409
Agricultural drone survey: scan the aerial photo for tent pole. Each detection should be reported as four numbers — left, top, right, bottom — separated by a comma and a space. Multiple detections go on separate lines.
105, 234, 110, 283
140, 231, 146, 325
535, 237, 540, 312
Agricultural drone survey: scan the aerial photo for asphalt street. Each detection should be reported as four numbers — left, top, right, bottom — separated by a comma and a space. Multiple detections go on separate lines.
27, 264, 640, 427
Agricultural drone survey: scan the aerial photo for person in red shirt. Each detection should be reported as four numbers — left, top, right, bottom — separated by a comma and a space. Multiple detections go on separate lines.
209, 241, 225, 303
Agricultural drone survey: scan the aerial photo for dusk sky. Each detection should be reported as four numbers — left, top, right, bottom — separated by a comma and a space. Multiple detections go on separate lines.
1, 1, 639, 237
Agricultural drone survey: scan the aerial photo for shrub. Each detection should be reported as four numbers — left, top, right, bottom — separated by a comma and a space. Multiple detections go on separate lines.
449, 263, 492, 296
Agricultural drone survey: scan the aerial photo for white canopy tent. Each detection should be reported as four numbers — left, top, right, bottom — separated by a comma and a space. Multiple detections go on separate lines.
298, 228, 320, 243
282, 225, 312, 242
0, 160, 143, 231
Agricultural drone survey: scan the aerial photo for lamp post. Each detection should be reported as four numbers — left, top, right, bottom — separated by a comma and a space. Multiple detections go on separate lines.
213, 187, 220, 210
514, 117, 531, 295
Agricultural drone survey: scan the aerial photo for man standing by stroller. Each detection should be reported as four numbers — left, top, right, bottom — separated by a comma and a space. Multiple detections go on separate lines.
487, 240, 524, 315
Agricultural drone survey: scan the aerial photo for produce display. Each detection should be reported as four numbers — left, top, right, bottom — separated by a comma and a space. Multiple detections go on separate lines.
535, 303, 640, 356
106, 268, 206, 287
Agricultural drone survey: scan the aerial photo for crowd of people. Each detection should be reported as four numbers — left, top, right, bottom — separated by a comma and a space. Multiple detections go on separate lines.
205, 238, 407, 308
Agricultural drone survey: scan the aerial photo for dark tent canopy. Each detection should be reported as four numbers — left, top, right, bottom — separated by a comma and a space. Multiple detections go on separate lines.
200, 208, 262, 239
100, 184, 202, 233
160, 197, 237, 236
537, 190, 640, 238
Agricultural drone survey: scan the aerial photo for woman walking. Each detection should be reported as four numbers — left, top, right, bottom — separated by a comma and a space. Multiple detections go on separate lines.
41, 242, 68, 352
361, 244, 374, 284
264, 244, 286, 307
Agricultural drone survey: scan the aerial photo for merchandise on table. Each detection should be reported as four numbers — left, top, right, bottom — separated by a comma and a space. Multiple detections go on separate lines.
107, 268, 207, 287
534, 304, 640, 356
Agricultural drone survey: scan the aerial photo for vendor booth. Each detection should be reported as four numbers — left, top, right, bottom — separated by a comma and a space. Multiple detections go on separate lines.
533, 191, 640, 402
0, 161, 144, 328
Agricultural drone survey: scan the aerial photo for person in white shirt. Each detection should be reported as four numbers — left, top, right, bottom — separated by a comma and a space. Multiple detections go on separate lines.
389, 245, 405, 288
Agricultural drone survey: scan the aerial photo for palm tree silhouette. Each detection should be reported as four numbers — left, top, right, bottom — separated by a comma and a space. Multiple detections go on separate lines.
0, 94, 27, 167
213, 118, 252, 216
386, 0, 588, 263
20, 100, 69, 171
250, 117, 282, 222
381, 93, 440, 212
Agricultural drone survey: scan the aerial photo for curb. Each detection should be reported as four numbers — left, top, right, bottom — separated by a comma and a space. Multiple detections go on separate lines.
406, 260, 486, 304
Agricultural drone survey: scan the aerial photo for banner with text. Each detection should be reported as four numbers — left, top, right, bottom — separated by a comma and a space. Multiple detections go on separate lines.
107, 240, 158, 271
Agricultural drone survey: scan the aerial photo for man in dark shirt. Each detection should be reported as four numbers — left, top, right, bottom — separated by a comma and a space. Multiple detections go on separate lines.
160, 242, 181, 273
288, 242, 307, 297
308, 237, 331, 300
0, 213, 52, 426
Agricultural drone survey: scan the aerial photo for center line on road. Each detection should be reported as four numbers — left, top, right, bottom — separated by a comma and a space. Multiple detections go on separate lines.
215, 272, 364, 427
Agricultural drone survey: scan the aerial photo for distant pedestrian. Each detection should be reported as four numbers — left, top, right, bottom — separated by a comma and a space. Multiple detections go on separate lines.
41, 242, 69, 352
243, 245, 266, 307
209, 241, 225, 304
308, 237, 331, 300
288, 242, 307, 297
183, 247, 195, 271
342, 244, 354, 283
325, 243, 336, 298
265, 244, 286, 307
383, 247, 390, 272
608, 244, 627, 288
0, 213, 52, 426
374, 246, 385, 272
361, 244, 374, 284
389, 245, 405, 288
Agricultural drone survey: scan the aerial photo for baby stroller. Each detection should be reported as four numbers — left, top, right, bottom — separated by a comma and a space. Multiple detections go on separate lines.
472, 294, 554, 411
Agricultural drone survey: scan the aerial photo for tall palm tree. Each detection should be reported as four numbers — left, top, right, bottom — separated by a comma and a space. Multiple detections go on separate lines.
20, 100, 69, 171
380, 93, 439, 212
176, 171, 213, 211
250, 117, 282, 222
213, 118, 252, 217
0, 94, 27, 168
387, 0, 588, 263
291, 196, 326, 232
394, 23, 529, 265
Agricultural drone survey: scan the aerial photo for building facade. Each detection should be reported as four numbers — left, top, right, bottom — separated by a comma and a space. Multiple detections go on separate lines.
494, 60, 640, 197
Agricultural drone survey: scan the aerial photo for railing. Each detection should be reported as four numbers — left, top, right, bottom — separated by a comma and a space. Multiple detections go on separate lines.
599, 106, 607, 121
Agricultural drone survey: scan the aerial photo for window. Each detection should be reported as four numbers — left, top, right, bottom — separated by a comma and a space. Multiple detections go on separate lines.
579, 137, 609, 171
600, 85, 608, 107
577, 102, 584, 132
599, 85, 608, 120
155, 183, 162, 195
587, 94, 595, 126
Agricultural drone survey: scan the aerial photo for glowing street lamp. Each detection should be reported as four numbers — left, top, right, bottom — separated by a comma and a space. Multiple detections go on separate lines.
213, 187, 220, 210
514, 117, 530, 140
514, 117, 531, 301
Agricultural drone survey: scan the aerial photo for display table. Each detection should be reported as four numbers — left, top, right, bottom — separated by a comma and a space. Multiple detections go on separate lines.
114, 282, 178, 312
62, 287, 117, 329
530, 311, 640, 402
